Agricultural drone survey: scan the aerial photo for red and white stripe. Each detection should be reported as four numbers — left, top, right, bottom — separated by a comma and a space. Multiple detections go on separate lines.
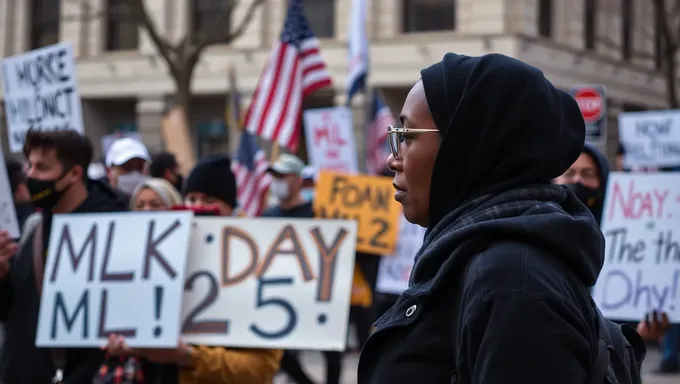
245, 38, 332, 152
231, 151, 272, 217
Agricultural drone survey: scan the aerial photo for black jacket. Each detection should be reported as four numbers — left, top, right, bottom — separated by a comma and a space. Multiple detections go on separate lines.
0, 179, 127, 384
358, 53, 607, 383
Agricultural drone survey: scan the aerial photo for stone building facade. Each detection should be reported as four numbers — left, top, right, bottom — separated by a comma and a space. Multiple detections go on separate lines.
0, 0, 669, 163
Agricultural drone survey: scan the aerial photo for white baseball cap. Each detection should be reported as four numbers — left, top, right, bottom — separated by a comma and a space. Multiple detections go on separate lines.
105, 138, 151, 167
267, 154, 305, 175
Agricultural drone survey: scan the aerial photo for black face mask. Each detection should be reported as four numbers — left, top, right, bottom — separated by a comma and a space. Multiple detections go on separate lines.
567, 183, 603, 223
26, 176, 68, 211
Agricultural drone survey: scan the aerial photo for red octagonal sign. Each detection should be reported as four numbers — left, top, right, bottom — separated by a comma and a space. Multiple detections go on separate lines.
573, 88, 604, 123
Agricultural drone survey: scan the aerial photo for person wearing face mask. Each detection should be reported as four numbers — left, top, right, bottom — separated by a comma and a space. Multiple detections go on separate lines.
105, 137, 151, 199
5, 157, 34, 231
553, 142, 610, 225
150, 151, 184, 192
261, 154, 344, 384
0, 129, 127, 384
300, 166, 316, 202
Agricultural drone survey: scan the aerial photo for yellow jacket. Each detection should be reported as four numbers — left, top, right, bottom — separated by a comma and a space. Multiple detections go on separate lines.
179, 346, 283, 384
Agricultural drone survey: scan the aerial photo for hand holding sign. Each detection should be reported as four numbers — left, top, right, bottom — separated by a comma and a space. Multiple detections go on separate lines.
0, 149, 20, 238
313, 171, 401, 254
0, 231, 18, 278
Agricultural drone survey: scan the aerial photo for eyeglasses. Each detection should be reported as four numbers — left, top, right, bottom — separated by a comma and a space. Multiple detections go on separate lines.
387, 125, 438, 159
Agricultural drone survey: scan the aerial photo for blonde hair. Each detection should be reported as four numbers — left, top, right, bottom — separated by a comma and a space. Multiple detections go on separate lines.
130, 178, 183, 210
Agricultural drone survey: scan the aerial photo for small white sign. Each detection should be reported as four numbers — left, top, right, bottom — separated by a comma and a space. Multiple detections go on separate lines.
1, 42, 84, 153
182, 218, 357, 350
303, 107, 359, 176
593, 172, 680, 321
376, 217, 426, 295
619, 110, 680, 168
36, 211, 193, 348
0, 147, 20, 238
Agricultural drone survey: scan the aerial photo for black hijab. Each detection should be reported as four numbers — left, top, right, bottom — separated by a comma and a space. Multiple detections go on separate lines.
420, 53, 585, 228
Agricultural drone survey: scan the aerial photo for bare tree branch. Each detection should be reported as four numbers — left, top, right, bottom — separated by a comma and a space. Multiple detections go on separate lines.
125, 0, 180, 77
193, 0, 267, 54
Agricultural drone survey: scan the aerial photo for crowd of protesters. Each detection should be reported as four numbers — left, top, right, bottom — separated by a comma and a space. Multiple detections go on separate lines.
0, 52, 678, 384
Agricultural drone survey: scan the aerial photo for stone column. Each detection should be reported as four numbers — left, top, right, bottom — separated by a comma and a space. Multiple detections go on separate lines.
136, 98, 166, 153
80, 100, 109, 160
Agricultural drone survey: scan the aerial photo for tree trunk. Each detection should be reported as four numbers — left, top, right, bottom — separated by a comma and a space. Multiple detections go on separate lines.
159, 71, 197, 175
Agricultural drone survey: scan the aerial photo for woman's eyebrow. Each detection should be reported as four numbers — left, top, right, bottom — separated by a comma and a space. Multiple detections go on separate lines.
399, 115, 406, 125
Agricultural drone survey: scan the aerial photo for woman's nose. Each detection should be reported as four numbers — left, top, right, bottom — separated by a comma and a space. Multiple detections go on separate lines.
386, 153, 401, 172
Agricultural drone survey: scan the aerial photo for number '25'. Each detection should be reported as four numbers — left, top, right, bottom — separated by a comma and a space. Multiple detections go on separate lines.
182, 272, 298, 340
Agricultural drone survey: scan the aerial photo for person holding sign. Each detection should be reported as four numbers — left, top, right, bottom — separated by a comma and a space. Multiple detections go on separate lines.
104, 156, 283, 384
358, 54, 645, 384
0, 130, 128, 384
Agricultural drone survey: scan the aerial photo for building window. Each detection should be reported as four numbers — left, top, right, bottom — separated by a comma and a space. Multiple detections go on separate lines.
621, 0, 633, 59
30, 0, 60, 49
106, 0, 139, 51
191, 0, 233, 43
584, 0, 597, 50
537, 0, 553, 38
304, 0, 335, 38
402, 0, 456, 33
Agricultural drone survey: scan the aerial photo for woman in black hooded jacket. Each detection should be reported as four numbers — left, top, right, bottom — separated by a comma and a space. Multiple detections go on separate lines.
357, 53, 616, 383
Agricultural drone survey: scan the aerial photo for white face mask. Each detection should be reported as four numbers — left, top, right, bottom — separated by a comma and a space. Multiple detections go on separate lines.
117, 171, 148, 195
270, 179, 290, 200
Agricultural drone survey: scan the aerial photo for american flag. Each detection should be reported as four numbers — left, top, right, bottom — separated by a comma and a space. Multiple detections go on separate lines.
229, 66, 271, 217
232, 131, 272, 217
366, 89, 396, 174
244, 0, 333, 152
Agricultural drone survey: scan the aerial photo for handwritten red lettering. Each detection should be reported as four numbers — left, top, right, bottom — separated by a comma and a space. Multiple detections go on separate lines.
607, 179, 669, 220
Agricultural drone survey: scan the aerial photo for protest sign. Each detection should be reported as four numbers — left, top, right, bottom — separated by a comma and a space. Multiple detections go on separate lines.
1, 42, 84, 153
0, 148, 20, 238
376, 216, 427, 295
36, 211, 193, 348
303, 107, 359, 176
181, 218, 357, 350
593, 173, 680, 321
619, 110, 680, 168
313, 171, 401, 255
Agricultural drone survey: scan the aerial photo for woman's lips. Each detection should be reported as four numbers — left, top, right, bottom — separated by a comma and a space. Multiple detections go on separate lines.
393, 183, 407, 202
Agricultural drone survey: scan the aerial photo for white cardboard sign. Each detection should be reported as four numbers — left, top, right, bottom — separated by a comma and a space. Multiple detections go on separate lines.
303, 107, 359, 176
593, 172, 680, 321
181, 218, 357, 350
0, 147, 20, 238
376, 216, 426, 295
1, 42, 84, 153
36, 212, 193, 348
619, 110, 680, 168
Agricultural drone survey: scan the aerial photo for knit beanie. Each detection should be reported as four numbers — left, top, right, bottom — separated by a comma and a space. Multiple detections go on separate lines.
184, 155, 238, 208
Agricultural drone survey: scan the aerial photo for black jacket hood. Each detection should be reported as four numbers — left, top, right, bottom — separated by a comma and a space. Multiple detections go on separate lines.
420, 53, 585, 228
412, 53, 603, 287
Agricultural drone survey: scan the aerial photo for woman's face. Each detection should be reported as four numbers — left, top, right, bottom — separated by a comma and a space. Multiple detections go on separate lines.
387, 80, 441, 227
134, 188, 166, 211
185, 191, 234, 216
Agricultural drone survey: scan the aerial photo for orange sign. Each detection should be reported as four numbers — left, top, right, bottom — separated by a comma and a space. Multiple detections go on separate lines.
314, 171, 401, 255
